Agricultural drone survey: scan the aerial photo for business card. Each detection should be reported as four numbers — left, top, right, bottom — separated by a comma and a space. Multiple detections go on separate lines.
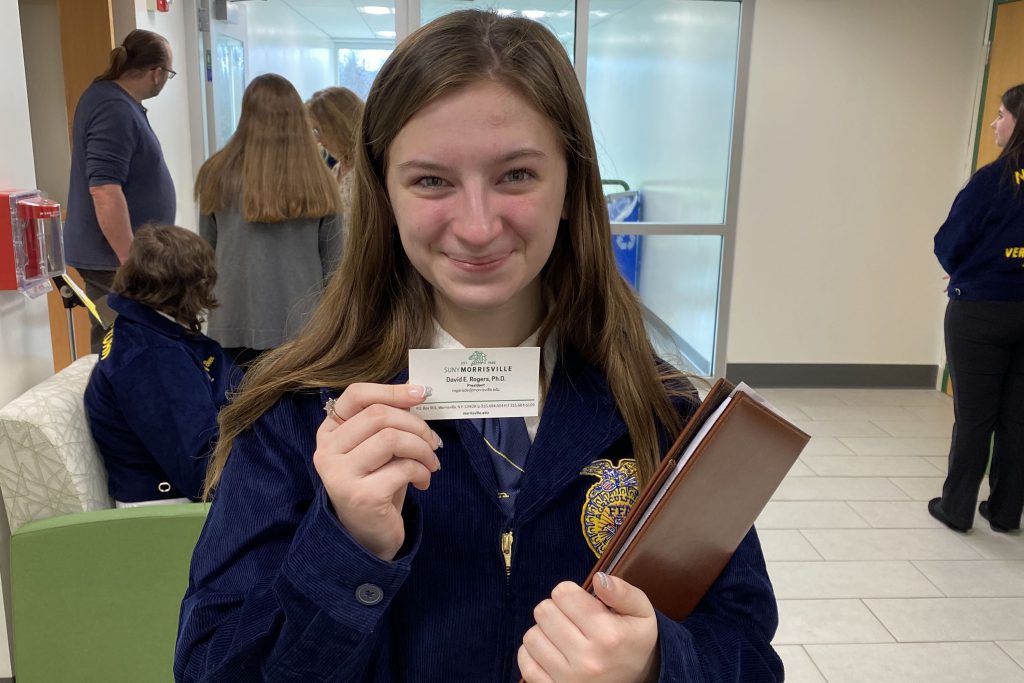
408, 347, 540, 420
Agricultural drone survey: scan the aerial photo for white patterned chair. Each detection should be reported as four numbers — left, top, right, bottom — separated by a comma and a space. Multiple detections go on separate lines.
0, 354, 113, 531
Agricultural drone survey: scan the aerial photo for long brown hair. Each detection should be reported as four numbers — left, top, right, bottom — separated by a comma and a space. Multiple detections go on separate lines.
205, 10, 687, 496
194, 74, 342, 222
307, 87, 365, 169
113, 225, 217, 334
96, 29, 169, 82
998, 83, 1024, 184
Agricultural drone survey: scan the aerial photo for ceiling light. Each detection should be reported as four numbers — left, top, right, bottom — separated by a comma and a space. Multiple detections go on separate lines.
521, 10, 546, 19
358, 6, 394, 15
376, 30, 397, 38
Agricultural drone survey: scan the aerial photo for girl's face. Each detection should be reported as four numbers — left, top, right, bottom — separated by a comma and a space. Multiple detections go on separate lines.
991, 103, 1017, 149
385, 79, 568, 327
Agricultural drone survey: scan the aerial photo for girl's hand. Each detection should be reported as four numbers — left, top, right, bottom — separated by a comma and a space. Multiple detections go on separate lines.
313, 383, 441, 561
518, 573, 660, 683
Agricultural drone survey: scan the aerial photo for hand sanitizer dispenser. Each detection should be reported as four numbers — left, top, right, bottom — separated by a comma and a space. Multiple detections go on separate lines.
0, 189, 66, 298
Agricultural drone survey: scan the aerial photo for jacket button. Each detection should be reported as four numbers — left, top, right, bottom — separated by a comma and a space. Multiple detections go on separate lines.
355, 583, 383, 606
157, 482, 172, 493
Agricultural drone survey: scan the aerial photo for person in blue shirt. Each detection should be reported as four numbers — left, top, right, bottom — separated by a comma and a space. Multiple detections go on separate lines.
175, 11, 782, 682
65, 29, 177, 353
85, 225, 239, 506
930, 83, 1024, 533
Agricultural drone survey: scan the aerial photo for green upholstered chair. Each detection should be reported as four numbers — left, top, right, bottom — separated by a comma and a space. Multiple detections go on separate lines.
0, 355, 209, 682
10, 504, 207, 683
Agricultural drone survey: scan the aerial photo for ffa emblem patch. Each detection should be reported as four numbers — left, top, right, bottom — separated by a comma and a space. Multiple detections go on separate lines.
579, 459, 639, 558
100, 326, 114, 360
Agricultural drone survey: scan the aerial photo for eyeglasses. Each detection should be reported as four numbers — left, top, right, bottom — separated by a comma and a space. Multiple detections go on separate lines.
158, 66, 177, 79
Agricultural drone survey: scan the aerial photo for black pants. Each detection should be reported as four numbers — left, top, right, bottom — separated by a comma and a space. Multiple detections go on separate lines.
940, 299, 1024, 530
76, 268, 117, 354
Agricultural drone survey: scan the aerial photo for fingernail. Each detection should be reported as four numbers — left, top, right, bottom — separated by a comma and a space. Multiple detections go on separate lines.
435, 456, 442, 472
432, 431, 443, 450
408, 384, 428, 398
597, 572, 610, 589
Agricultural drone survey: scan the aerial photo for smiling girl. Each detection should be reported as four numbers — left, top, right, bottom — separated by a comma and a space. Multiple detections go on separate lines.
175, 11, 781, 682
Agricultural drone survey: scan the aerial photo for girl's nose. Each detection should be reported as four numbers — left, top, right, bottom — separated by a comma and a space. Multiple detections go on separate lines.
452, 185, 499, 244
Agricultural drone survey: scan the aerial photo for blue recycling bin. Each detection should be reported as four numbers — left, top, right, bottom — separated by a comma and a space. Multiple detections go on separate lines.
607, 190, 643, 287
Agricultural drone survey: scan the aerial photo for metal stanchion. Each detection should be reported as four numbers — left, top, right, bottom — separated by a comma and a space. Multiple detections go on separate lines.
52, 274, 110, 361
57, 279, 79, 361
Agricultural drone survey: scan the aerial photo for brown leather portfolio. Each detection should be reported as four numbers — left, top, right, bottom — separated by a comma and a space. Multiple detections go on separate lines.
580, 378, 810, 621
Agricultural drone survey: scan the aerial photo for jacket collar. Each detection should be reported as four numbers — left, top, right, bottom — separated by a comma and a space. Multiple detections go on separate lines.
108, 293, 189, 340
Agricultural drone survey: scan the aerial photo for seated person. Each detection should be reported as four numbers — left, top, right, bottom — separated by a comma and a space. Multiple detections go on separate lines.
84, 225, 240, 506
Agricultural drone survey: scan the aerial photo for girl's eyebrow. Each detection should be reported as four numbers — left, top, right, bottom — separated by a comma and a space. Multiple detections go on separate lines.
395, 148, 549, 173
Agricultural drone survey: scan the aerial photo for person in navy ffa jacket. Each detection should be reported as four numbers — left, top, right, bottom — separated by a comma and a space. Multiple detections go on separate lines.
175, 11, 782, 682
931, 83, 1024, 534
85, 225, 240, 506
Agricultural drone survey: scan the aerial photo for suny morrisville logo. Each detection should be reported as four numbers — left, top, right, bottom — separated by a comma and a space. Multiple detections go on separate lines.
468, 351, 488, 365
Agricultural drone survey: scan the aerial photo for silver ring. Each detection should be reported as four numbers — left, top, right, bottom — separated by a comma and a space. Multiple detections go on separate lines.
323, 397, 345, 424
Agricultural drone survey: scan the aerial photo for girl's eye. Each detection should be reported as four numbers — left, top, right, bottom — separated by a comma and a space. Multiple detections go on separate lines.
504, 169, 534, 183
417, 176, 447, 188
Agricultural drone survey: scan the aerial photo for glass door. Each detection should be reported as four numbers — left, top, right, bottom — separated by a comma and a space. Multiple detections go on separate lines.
192, 0, 752, 375
420, 0, 576, 59
585, 0, 748, 376
199, 0, 398, 148
212, 34, 245, 150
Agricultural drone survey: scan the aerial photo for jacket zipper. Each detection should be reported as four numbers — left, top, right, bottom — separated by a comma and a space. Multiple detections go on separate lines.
501, 529, 514, 577
498, 527, 516, 682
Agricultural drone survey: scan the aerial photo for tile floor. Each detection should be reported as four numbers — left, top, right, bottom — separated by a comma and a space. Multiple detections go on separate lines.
753, 387, 1024, 682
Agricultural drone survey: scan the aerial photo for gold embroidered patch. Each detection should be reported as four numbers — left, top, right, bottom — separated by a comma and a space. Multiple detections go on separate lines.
579, 459, 639, 558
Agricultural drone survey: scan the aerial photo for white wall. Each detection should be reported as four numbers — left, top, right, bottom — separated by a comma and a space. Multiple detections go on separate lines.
0, 2, 52, 675
1, 1, 53, 411
20, 0, 70, 211
132, 0, 200, 231
727, 0, 989, 367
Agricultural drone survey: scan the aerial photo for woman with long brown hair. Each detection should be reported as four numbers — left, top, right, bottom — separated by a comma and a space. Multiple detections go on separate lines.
176, 11, 780, 682
195, 73, 343, 366
931, 83, 1024, 533
307, 86, 364, 229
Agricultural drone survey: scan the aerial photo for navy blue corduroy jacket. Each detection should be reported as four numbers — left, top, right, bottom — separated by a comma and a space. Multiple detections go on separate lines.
934, 156, 1024, 301
175, 349, 783, 682
84, 294, 239, 503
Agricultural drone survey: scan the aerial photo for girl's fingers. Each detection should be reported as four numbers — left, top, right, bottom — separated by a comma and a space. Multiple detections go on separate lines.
326, 383, 430, 426
341, 428, 441, 475
366, 456, 435, 493
517, 644, 555, 683
532, 593, 588, 652
320, 402, 440, 453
